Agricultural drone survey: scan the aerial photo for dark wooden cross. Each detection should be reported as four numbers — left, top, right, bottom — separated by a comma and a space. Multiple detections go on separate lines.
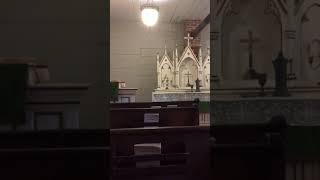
240, 30, 261, 70
185, 71, 192, 87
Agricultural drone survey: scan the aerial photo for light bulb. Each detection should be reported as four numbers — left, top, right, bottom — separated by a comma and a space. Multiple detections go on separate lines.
141, 6, 159, 27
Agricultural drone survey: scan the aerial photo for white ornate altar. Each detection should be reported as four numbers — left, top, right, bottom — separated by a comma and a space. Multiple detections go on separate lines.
152, 34, 210, 102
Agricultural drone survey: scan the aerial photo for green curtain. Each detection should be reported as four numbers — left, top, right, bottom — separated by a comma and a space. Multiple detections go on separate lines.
0, 64, 28, 126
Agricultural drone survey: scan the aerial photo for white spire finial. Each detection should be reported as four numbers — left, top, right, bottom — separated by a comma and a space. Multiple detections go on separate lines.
164, 44, 167, 55
175, 44, 178, 57
184, 33, 193, 47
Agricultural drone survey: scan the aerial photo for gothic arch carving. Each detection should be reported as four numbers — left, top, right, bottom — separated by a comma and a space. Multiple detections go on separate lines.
296, 1, 320, 80
215, 0, 286, 30
211, 0, 286, 81
177, 46, 200, 68
265, 0, 282, 24
296, 1, 320, 24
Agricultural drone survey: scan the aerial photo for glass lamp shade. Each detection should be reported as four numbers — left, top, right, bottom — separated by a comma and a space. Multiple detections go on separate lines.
141, 6, 159, 27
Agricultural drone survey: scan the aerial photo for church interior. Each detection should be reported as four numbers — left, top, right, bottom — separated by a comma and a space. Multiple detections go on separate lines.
0, 0, 320, 179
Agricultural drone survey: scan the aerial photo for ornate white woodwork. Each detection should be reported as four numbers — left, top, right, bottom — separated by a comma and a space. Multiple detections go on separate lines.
156, 33, 211, 91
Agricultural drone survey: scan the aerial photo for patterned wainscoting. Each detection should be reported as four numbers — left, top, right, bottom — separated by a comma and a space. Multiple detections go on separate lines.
152, 91, 210, 102
212, 98, 320, 125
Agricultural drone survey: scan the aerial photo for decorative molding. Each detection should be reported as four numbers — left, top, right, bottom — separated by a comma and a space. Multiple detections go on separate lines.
223, 1, 238, 17
215, 0, 228, 17
285, 30, 297, 39
296, 1, 320, 19
265, 0, 282, 24
212, 75, 221, 82
152, 92, 210, 102
211, 31, 220, 41
294, 0, 305, 15
301, 13, 310, 23
212, 99, 320, 125
277, 0, 288, 14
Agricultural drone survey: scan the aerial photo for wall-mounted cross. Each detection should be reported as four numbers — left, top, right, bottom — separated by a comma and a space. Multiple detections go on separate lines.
240, 30, 261, 69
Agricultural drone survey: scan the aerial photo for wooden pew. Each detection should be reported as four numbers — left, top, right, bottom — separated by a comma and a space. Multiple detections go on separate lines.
110, 106, 199, 128
110, 101, 198, 109
0, 130, 109, 180
111, 126, 210, 180
211, 121, 286, 180
110, 101, 205, 179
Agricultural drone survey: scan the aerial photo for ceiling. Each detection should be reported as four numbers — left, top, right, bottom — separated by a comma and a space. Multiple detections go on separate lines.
110, 0, 210, 24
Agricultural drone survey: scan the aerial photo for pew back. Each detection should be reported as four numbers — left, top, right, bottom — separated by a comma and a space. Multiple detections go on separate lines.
111, 126, 210, 180
0, 130, 109, 180
211, 124, 286, 180
110, 107, 199, 128
110, 101, 198, 109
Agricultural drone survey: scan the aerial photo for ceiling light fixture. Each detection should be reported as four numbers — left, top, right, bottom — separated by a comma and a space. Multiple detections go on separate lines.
141, 3, 159, 27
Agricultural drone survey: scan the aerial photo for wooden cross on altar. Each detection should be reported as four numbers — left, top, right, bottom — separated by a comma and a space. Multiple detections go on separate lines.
240, 30, 261, 69
184, 33, 193, 47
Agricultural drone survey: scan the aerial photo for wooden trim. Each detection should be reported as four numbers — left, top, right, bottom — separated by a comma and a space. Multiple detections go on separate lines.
113, 153, 189, 163
0, 129, 109, 134
111, 126, 209, 135
28, 64, 48, 68
212, 86, 320, 91
119, 88, 138, 90
112, 165, 187, 177
26, 101, 81, 105
0, 147, 109, 152
110, 107, 197, 111
33, 111, 64, 130
28, 86, 89, 90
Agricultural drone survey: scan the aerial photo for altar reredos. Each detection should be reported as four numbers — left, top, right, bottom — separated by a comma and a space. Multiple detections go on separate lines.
156, 33, 210, 91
